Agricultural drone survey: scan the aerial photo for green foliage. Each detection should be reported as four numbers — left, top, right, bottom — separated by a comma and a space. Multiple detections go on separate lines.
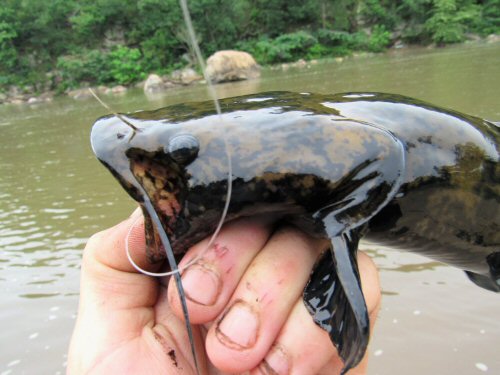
240, 30, 349, 64
310, 29, 369, 57
315, 29, 353, 47
1, 0, 498, 93
396, 0, 432, 43
56, 46, 146, 90
239, 26, 393, 64
238, 31, 317, 64
56, 50, 110, 90
247, 0, 321, 37
133, 0, 186, 70
326, 0, 360, 32
361, 0, 399, 30
425, 0, 481, 44
479, 0, 500, 35
108, 46, 146, 85
425, 0, 463, 44
0, 14, 18, 84
367, 25, 392, 51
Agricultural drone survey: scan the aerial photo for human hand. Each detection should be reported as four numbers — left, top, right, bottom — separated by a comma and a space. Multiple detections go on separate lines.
68, 209, 381, 374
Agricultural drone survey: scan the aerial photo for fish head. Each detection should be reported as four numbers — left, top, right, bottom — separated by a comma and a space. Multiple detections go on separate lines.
91, 109, 230, 261
89, 91, 334, 262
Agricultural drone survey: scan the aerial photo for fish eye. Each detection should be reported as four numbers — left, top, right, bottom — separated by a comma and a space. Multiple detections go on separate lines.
166, 134, 200, 165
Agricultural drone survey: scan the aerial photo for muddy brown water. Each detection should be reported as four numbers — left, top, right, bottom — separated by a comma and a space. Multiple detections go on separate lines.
1, 42, 499, 374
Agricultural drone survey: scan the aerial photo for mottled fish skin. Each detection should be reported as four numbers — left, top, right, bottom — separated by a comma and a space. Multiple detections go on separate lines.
91, 91, 499, 372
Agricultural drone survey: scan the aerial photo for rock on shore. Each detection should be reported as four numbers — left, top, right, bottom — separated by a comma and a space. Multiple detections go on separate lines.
206, 50, 260, 83
143, 74, 165, 93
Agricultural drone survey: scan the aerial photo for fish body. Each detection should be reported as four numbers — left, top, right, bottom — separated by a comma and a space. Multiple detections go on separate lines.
91, 91, 499, 372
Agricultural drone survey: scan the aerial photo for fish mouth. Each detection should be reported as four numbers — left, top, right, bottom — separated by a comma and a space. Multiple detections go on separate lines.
90, 115, 137, 167
91, 115, 191, 262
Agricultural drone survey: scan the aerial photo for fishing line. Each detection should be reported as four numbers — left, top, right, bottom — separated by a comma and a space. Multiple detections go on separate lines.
89, 72, 230, 281
124, 0, 233, 278
177, 0, 233, 271
131, 188, 201, 374
124, 2, 234, 373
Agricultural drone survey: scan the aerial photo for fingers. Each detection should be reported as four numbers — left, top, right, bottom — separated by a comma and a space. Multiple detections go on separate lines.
204, 227, 327, 373
167, 216, 275, 323
250, 251, 381, 375
250, 298, 341, 375
168, 223, 329, 373
168, 221, 381, 374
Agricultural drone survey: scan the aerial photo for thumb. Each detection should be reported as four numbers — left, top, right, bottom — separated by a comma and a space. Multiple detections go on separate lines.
84, 207, 162, 273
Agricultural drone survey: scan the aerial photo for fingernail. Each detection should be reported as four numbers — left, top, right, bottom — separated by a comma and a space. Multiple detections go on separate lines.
182, 263, 221, 306
216, 300, 259, 349
259, 344, 290, 375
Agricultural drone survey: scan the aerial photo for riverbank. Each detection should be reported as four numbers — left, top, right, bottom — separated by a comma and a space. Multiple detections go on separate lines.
0, 67, 204, 105
1, 34, 499, 106
3, 0, 499, 106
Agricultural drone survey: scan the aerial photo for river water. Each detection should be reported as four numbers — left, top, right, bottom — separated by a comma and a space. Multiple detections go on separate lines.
1, 42, 499, 374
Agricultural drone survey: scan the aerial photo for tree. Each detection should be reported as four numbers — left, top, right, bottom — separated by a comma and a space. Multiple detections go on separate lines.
425, 0, 480, 44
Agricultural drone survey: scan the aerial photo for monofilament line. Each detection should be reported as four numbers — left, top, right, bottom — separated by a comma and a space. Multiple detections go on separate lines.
179, 0, 222, 115
175, 0, 233, 268
174, 2, 233, 374
125, 1, 233, 276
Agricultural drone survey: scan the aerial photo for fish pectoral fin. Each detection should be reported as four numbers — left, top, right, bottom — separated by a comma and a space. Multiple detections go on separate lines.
303, 232, 369, 374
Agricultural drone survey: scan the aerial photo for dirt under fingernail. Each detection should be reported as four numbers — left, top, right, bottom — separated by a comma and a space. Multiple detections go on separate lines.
216, 300, 259, 350
259, 344, 290, 375
182, 263, 221, 306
